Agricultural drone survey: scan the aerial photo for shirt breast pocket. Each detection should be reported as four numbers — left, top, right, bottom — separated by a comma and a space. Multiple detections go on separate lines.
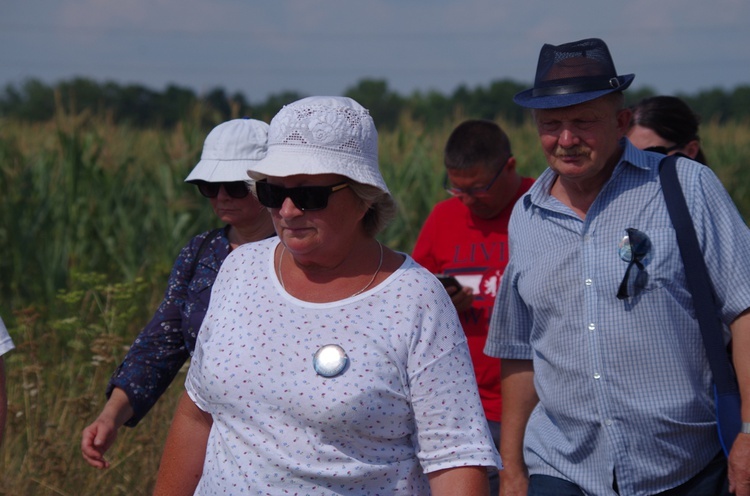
638, 227, 684, 294
188, 272, 213, 295
188, 260, 218, 296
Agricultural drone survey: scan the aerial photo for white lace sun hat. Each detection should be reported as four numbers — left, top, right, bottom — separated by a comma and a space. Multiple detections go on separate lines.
247, 96, 390, 194
185, 118, 269, 183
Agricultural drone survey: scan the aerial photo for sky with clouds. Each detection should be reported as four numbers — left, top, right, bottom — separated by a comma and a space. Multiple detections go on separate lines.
2, 0, 749, 103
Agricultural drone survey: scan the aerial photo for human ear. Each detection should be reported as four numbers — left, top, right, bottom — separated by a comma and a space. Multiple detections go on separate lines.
615, 108, 633, 136
681, 140, 701, 160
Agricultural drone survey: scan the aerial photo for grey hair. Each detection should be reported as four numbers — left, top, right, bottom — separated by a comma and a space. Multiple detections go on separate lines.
347, 182, 398, 237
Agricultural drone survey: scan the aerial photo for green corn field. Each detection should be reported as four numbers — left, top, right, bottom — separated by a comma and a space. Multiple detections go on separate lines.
1, 109, 749, 495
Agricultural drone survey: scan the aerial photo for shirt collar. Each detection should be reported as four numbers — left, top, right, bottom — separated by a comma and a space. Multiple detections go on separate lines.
621, 137, 654, 171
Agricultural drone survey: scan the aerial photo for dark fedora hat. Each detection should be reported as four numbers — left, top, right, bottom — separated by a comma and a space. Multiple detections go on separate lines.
514, 38, 635, 109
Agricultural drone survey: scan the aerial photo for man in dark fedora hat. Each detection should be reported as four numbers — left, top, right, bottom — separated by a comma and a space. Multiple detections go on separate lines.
484, 38, 750, 495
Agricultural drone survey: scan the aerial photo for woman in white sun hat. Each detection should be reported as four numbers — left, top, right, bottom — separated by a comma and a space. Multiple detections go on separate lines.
81, 118, 275, 469
154, 97, 501, 495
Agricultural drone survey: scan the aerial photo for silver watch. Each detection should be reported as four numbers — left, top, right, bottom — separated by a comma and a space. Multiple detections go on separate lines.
742, 422, 750, 435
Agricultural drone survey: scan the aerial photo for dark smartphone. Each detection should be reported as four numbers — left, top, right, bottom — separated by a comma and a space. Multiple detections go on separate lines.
437, 275, 462, 290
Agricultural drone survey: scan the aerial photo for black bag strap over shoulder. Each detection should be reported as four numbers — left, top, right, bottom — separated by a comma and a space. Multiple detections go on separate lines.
659, 154, 741, 454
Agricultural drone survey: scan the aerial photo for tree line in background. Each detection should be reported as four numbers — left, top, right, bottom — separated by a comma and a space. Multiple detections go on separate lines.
2, 77, 750, 131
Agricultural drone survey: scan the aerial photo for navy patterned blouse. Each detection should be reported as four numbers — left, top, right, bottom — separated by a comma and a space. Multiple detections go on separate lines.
106, 226, 230, 426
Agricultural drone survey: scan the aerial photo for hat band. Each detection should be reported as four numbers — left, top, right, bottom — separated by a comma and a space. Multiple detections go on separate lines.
532, 77, 622, 97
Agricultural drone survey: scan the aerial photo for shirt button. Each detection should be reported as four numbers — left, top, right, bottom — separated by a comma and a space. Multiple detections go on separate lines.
588, 323, 596, 331
585, 278, 593, 286
593, 372, 601, 379
605, 419, 613, 426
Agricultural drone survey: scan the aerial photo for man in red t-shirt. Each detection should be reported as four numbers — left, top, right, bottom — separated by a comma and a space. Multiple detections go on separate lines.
413, 119, 534, 494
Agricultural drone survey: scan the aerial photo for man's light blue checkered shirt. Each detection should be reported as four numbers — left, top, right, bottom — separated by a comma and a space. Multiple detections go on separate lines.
485, 140, 750, 495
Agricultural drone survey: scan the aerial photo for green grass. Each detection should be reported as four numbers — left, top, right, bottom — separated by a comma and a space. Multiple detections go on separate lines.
0, 111, 749, 494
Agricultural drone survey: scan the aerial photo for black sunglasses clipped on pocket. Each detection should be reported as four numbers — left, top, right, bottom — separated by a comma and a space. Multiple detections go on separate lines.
617, 228, 652, 300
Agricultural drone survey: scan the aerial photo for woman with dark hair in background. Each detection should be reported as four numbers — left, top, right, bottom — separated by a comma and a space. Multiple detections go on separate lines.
627, 95, 708, 165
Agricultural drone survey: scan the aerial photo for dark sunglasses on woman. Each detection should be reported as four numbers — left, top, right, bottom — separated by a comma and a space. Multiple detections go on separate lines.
644, 144, 681, 155
195, 181, 250, 199
255, 180, 349, 211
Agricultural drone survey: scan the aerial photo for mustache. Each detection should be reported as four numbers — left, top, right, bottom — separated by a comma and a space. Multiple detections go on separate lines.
553, 146, 591, 158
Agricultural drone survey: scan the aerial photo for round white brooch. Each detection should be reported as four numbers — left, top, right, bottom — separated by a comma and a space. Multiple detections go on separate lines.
313, 344, 348, 377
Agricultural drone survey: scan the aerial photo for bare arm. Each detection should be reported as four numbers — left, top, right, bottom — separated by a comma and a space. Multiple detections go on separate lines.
81, 387, 134, 468
499, 359, 537, 496
428, 466, 489, 496
0, 358, 7, 447
729, 310, 750, 496
153, 391, 212, 496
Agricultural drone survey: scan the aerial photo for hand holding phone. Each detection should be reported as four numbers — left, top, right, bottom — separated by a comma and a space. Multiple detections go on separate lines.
437, 275, 462, 290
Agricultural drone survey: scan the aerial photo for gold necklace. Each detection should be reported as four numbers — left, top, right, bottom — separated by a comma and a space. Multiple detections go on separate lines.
277, 242, 384, 298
